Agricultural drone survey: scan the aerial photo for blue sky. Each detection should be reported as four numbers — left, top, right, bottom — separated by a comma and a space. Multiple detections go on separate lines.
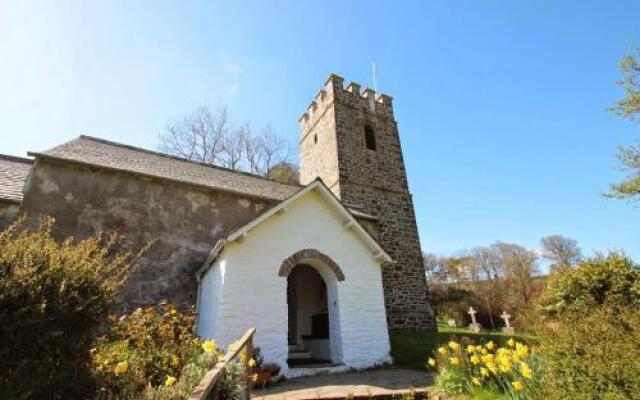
1, 1, 638, 264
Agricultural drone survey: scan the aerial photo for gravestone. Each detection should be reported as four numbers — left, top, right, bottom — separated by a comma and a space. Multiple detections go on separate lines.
467, 306, 481, 333
500, 311, 515, 335
447, 319, 457, 328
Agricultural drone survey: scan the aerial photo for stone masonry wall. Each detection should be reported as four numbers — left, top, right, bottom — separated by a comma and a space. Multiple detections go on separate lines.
20, 158, 276, 310
299, 74, 435, 330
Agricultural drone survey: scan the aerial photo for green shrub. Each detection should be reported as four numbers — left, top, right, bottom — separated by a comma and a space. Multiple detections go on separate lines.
536, 252, 640, 399
539, 252, 639, 313
93, 304, 252, 400
0, 216, 138, 400
539, 304, 639, 399
93, 304, 206, 398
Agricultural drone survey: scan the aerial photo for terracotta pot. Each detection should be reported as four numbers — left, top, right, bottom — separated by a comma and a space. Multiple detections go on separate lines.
251, 370, 272, 389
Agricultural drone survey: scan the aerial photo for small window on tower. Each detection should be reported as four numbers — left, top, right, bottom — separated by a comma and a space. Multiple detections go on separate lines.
314, 134, 318, 144
364, 125, 376, 151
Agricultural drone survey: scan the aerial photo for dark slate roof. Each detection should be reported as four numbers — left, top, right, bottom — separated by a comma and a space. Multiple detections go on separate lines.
0, 155, 33, 203
29, 136, 301, 201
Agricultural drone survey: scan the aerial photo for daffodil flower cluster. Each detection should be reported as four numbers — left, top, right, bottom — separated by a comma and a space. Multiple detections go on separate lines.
427, 338, 542, 400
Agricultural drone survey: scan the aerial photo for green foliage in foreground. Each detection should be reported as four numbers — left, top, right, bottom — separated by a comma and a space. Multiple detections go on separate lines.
93, 304, 250, 400
0, 216, 138, 400
538, 253, 640, 400
93, 304, 203, 397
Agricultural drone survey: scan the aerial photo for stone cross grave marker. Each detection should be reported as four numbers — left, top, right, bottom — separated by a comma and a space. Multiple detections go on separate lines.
500, 311, 515, 335
468, 306, 481, 333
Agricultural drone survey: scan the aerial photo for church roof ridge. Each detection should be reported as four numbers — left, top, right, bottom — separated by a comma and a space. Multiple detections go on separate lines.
29, 135, 301, 202
76, 135, 302, 189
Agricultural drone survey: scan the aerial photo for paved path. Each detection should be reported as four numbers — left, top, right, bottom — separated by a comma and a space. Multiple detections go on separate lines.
252, 368, 433, 400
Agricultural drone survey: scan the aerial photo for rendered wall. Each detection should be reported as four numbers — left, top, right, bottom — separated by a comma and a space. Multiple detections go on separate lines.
21, 158, 274, 310
198, 190, 391, 376
0, 201, 20, 231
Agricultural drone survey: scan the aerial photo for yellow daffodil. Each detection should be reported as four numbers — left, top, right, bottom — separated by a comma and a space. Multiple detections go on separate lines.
470, 355, 480, 365
248, 358, 257, 368
427, 357, 436, 368
499, 364, 512, 373
202, 340, 216, 353
472, 377, 482, 386
520, 363, 533, 379
486, 341, 495, 350
480, 367, 489, 377
507, 338, 515, 347
481, 354, 495, 365
438, 346, 448, 356
515, 344, 529, 358
466, 344, 476, 354
165, 376, 177, 387
448, 341, 460, 351
449, 357, 460, 366
114, 361, 128, 375
171, 354, 179, 366
512, 380, 524, 391
481, 347, 488, 355
475, 345, 483, 352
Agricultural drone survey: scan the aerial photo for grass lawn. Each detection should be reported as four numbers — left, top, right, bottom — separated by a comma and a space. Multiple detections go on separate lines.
389, 321, 535, 370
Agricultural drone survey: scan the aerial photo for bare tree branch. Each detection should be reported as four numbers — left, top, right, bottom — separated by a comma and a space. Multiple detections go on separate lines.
158, 106, 296, 183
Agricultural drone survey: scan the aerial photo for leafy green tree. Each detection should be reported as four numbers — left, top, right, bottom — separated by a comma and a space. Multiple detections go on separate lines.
609, 49, 640, 203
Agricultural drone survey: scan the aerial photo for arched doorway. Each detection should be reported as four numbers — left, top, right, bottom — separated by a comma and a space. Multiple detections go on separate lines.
287, 265, 330, 366
280, 249, 344, 368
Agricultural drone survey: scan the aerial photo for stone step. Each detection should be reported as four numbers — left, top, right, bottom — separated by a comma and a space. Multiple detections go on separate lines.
288, 344, 302, 352
287, 349, 312, 359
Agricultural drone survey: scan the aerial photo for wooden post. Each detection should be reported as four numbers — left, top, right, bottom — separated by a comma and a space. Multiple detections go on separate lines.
245, 334, 253, 400
188, 328, 256, 400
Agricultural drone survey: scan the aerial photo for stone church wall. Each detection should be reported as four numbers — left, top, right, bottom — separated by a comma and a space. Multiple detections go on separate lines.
0, 201, 20, 230
20, 158, 275, 310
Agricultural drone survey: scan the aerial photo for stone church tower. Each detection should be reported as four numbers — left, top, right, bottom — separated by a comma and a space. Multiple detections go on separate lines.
299, 74, 435, 330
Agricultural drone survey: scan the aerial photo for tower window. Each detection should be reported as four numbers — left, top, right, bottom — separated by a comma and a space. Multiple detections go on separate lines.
364, 125, 376, 151
314, 134, 318, 144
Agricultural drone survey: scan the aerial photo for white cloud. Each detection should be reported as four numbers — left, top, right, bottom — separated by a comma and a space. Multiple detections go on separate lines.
228, 83, 239, 95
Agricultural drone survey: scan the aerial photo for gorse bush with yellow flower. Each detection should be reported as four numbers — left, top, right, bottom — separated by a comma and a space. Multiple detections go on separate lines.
429, 338, 543, 400
93, 303, 203, 396
0, 217, 140, 400
93, 304, 251, 400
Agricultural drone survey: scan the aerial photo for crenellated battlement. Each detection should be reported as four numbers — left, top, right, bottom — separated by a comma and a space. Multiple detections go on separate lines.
299, 73, 394, 133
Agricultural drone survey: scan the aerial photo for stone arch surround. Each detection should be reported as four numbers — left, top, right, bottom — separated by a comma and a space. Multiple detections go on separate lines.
278, 249, 345, 281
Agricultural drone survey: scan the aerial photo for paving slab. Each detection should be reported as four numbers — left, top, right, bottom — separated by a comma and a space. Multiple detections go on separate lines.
252, 368, 433, 400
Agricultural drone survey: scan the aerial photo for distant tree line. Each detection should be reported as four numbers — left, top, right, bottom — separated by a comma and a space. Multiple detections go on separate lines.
424, 235, 582, 331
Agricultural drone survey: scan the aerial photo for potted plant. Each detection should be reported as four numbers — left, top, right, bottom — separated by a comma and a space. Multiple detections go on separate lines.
250, 348, 280, 389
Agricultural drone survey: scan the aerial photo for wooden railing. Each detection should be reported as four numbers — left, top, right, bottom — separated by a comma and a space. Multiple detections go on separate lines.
188, 328, 256, 400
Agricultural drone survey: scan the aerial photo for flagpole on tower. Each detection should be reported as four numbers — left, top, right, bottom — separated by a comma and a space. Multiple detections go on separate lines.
371, 59, 378, 92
